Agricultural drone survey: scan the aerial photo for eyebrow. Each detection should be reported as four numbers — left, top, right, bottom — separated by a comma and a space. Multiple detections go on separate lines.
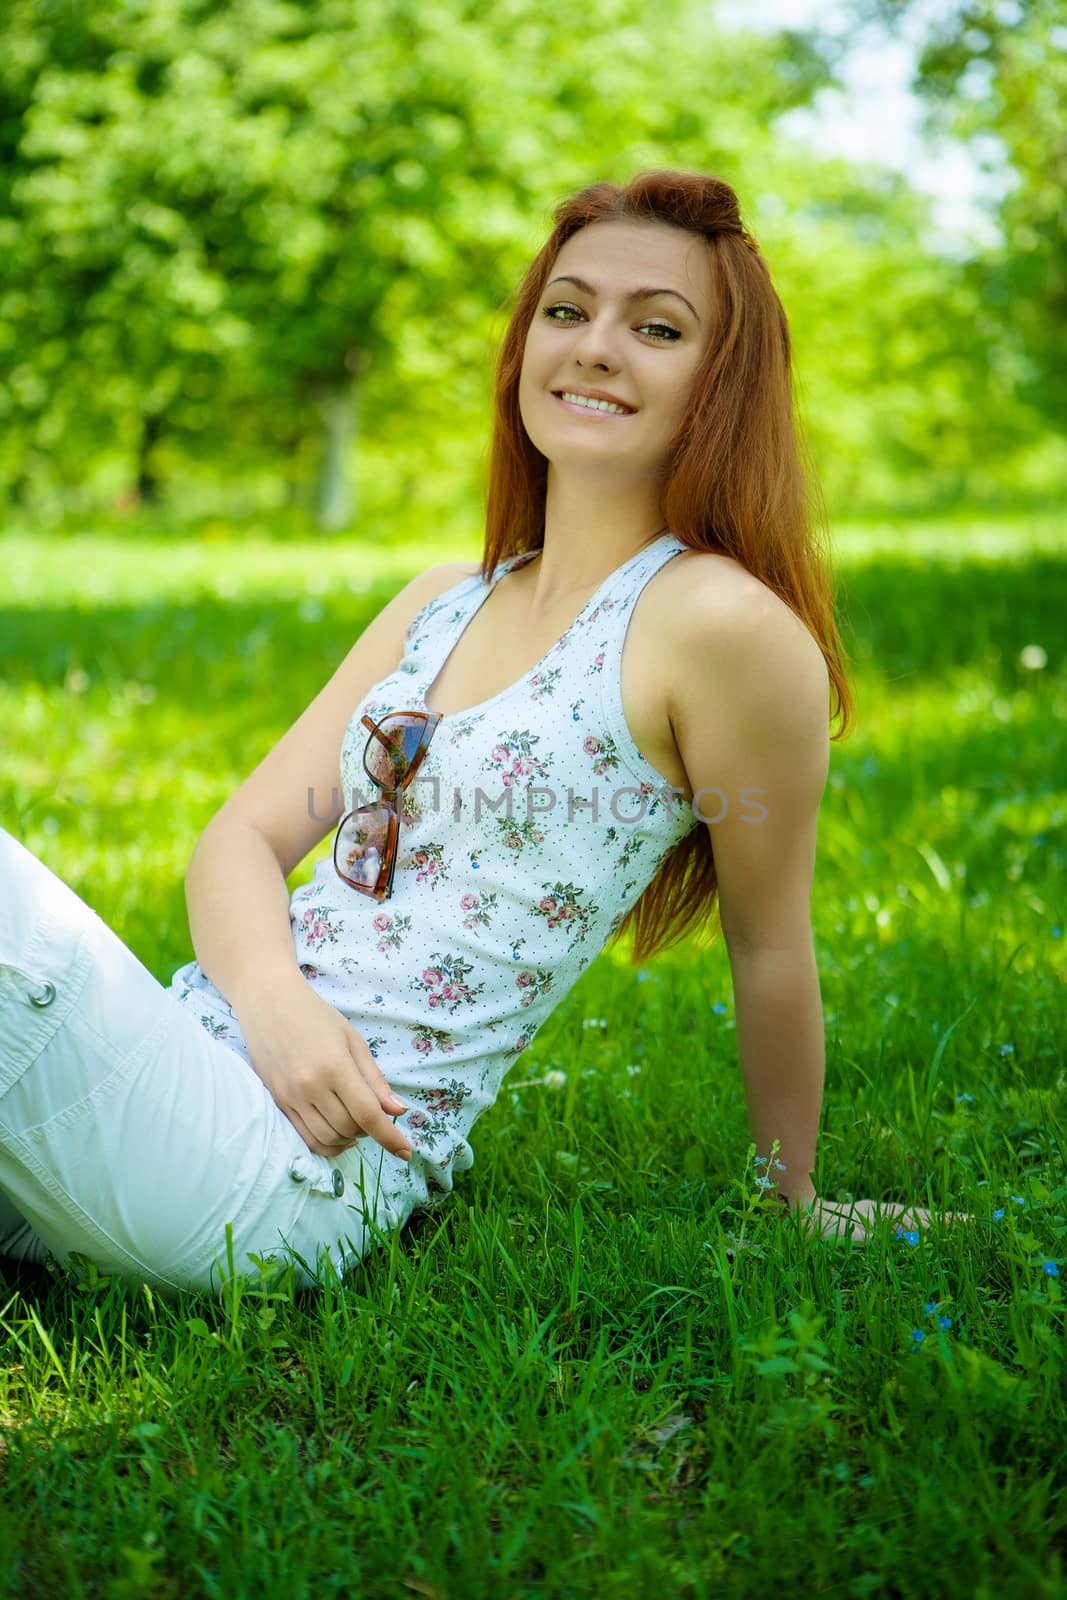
546, 274, 701, 325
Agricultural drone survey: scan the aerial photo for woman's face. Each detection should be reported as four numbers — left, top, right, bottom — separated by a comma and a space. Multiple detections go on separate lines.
518, 218, 714, 486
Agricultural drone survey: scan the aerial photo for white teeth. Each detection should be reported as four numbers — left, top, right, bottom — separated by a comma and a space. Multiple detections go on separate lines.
559, 391, 632, 415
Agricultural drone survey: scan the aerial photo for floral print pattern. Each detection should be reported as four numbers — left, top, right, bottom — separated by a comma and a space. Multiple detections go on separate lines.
410, 954, 486, 1015
583, 732, 622, 780
371, 910, 412, 955
528, 665, 564, 702
604, 825, 646, 873
445, 715, 483, 745
502, 1028, 533, 1063
515, 967, 554, 1008
533, 881, 601, 947
410, 1022, 459, 1057
410, 842, 448, 888
496, 815, 546, 854
484, 730, 551, 788
406, 1079, 474, 1154
460, 891, 498, 931
168, 534, 700, 1234
294, 904, 345, 952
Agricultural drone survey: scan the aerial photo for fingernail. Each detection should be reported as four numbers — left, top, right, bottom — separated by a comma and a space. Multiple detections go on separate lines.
398, 1147, 412, 1163
392, 1100, 410, 1112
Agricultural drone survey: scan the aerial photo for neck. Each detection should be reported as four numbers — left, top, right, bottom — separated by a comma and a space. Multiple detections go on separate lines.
520, 473, 668, 615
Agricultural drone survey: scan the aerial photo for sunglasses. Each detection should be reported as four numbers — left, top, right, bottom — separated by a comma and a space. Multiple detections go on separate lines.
333, 710, 441, 902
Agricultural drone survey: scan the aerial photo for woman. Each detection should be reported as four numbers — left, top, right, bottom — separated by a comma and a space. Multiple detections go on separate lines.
0, 169, 970, 1297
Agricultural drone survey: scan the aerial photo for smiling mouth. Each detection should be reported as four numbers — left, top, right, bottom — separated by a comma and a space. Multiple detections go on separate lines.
552, 393, 636, 418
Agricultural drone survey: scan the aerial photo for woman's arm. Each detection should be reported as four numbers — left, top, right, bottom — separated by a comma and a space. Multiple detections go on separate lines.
184, 558, 481, 1011
668, 571, 974, 1241
731, 941, 824, 1210
186, 823, 309, 1017
666, 568, 831, 1208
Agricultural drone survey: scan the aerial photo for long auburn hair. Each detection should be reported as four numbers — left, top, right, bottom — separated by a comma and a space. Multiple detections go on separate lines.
478, 168, 855, 965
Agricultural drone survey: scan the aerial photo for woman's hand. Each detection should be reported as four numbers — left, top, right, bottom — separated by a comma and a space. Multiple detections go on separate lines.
234, 974, 412, 1162
789, 1195, 975, 1243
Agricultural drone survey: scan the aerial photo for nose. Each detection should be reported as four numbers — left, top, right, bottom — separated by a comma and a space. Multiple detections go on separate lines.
568, 311, 623, 371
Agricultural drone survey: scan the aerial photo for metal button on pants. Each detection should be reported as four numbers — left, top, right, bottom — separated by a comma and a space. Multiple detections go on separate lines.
0, 827, 400, 1297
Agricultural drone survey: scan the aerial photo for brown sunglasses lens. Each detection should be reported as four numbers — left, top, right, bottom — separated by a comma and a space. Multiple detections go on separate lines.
334, 806, 394, 889
363, 715, 431, 790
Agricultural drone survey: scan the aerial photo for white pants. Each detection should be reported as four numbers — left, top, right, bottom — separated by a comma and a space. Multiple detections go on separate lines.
0, 826, 404, 1297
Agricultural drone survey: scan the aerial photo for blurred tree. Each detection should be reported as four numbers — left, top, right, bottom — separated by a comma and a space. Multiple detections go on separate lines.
1, 0, 1053, 526
853, 0, 1067, 432
0, 0, 834, 526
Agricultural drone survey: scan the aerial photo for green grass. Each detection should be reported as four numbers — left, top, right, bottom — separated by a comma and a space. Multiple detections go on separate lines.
0, 510, 1064, 1598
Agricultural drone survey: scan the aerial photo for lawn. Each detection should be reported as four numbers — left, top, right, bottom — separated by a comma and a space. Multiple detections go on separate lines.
0, 509, 1063, 1598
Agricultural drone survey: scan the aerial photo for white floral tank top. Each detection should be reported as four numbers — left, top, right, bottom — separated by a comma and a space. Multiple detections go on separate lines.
168, 533, 699, 1224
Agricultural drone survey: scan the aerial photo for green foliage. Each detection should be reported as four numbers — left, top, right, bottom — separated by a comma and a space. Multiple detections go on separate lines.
0, 513, 1064, 1592
1, 0, 1062, 525
8, 0, 818, 500
863, 0, 1067, 430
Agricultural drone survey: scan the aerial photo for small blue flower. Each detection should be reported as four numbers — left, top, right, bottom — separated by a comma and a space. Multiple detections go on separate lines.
712, 1001, 728, 1015
636, 971, 650, 983
938, 1315, 953, 1330
993, 1208, 1005, 1221
956, 1093, 974, 1104
1042, 1261, 1059, 1278
999, 1044, 1014, 1057
1012, 1195, 1025, 1205
1052, 927, 1062, 939
911, 1329, 925, 1345
924, 1301, 938, 1313
895, 1228, 921, 1245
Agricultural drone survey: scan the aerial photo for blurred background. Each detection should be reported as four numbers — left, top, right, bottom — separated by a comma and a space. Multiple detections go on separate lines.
1, 0, 1064, 539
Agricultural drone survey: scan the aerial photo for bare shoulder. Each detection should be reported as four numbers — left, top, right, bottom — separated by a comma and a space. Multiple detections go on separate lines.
659, 551, 831, 954
437, 559, 483, 580
660, 547, 829, 704
662, 546, 816, 637
393, 557, 482, 628
417, 557, 483, 594
190, 554, 486, 879
355, 556, 484, 678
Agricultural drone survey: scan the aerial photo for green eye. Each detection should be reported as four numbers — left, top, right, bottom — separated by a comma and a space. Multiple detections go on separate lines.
543, 304, 680, 342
